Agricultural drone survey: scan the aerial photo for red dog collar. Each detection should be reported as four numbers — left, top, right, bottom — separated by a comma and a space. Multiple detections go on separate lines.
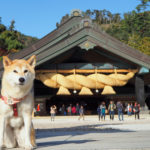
1, 95, 27, 105
1, 95, 27, 117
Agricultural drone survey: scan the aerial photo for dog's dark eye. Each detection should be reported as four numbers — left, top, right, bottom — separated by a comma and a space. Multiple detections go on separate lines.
24, 70, 28, 73
13, 70, 18, 73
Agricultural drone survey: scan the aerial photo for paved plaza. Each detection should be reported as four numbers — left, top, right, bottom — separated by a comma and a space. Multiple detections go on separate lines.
12, 114, 150, 150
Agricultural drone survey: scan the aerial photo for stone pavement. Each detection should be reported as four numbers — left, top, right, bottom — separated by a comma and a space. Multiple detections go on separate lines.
11, 115, 150, 150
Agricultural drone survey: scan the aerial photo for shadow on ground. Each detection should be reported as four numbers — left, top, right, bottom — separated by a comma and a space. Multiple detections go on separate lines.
36, 123, 134, 140
37, 139, 97, 147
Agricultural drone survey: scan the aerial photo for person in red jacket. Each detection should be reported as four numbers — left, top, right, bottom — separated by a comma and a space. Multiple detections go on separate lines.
72, 106, 76, 115
36, 103, 40, 115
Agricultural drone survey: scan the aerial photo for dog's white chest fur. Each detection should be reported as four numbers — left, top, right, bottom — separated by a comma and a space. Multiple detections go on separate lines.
0, 93, 34, 128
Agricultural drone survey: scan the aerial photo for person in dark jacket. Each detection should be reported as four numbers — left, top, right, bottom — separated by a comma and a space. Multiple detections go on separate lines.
108, 101, 116, 120
133, 102, 140, 119
60, 104, 66, 116
67, 104, 72, 116
78, 105, 85, 120
76, 103, 80, 115
117, 101, 124, 121
97, 104, 101, 121
101, 102, 106, 121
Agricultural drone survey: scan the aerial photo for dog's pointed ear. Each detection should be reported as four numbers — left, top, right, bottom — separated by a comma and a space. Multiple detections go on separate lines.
3, 56, 12, 68
27, 55, 36, 68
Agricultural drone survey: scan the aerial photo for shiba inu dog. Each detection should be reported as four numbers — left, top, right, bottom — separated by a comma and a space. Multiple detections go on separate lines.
0, 56, 36, 150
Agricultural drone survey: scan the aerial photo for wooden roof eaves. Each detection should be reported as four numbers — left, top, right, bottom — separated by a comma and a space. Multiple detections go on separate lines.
6, 17, 83, 60
0, 17, 84, 67
35, 28, 91, 66
31, 26, 92, 62
0, 15, 150, 75
86, 28, 150, 69
91, 27, 150, 61
0, 24, 88, 77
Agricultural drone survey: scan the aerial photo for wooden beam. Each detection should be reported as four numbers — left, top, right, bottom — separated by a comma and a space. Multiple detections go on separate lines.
36, 69, 138, 74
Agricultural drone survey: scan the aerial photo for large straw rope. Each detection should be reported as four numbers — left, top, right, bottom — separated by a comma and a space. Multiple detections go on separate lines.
47, 73, 82, 89
108, 72, 134, 81
36, 72, 135, 89
79, 87, 93, 95
88, 74, 126, 86
101, 86, 116, 95
36, 73, 59, 88
57, 86, 71, 95
66, 74, 102, 89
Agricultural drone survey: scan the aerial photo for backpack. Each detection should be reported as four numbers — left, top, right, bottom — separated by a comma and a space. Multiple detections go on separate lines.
68, 107, 71, 113
97, 107, 101, 113
134, 106, 139, 113
101, 107, 105, 113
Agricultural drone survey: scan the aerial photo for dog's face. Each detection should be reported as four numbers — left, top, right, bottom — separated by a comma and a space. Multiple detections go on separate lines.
3, 55, 36, 87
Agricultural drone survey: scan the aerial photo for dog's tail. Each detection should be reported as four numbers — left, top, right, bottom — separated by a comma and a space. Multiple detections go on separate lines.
31, 123, 36, 148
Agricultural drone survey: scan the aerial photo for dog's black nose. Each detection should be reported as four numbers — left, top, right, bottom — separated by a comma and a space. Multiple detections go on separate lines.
19, 77, 25, 83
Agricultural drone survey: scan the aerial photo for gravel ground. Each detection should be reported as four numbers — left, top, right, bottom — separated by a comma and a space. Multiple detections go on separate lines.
33, 114, 150, 131
9, 114, 150, 150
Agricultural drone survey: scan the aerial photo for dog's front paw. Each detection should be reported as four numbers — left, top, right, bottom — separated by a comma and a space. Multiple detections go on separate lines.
25, 143, 34, 150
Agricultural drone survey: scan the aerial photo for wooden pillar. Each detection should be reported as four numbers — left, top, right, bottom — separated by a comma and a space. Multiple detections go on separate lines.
135, 76, 145, 106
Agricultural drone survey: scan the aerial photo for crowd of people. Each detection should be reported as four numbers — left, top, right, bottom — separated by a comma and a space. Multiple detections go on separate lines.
49, 103, 85, 121
97, 101, 141, 121
36, 101, 141, 122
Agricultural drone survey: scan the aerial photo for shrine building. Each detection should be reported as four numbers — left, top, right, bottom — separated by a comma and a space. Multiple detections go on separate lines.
0, 10, 150, 115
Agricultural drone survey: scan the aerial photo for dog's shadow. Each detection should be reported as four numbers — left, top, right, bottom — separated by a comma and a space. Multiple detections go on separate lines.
37, 139, 97, 147
36, 124, 134, 148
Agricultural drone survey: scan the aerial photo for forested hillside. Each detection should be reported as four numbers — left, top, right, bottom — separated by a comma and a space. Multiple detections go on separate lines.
0, 18, 38, 56
83, 0, 150, 55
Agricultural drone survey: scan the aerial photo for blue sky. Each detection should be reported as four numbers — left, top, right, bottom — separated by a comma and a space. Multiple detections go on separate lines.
0, 0, 141, 39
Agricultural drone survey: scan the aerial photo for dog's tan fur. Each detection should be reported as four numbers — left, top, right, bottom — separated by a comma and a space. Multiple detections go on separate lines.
0, 56, 36, 150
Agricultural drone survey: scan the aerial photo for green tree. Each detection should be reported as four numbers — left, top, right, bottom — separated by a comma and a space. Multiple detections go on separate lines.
9, 20, 15, 31
0, 17, 38, 54
107, 11, 113, 24
138, 37, 150, 55
113, 13, 121, 23
136, 0, 150, 12
0, 24, 6, 33
0, 38, 6, 49
0, 30, 24, 51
